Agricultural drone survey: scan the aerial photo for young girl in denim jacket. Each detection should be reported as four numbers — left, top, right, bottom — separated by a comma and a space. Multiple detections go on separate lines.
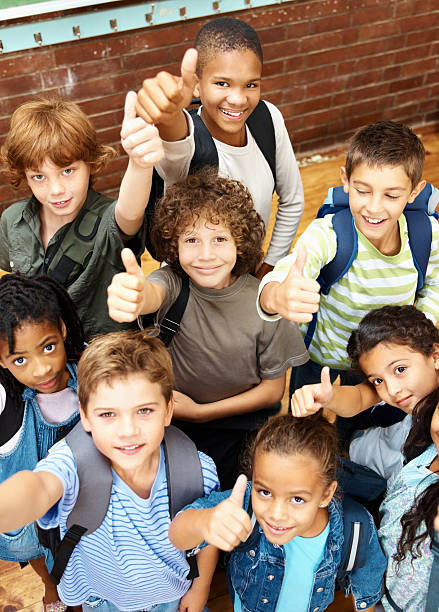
0, 273, 84, 611
169, 414, 386, 612
379, 388, 439, 612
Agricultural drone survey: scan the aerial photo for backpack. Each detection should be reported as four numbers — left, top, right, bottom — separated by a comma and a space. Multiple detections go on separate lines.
144, 99, 276, 260
304, 182, 439, 348
37, 421, 204, 584
236, 494, 374, 591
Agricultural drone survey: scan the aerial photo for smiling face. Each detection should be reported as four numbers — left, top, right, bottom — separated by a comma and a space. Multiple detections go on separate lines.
178, 215, 237, 289
25, 157, 90, 227
340, 162, 425, 255
359, 341, 439, 414
251, 450, 337, 546
195, 49, 262, 147
0, 319, 69, 393
80, 374, 173, 484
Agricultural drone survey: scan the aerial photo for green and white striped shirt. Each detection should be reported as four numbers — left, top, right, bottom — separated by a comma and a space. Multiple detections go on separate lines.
258, 214, 439, 370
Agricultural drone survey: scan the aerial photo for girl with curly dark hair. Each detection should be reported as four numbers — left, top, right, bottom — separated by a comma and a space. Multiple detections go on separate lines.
108, 168, 308, 489
379, 389, 439, 611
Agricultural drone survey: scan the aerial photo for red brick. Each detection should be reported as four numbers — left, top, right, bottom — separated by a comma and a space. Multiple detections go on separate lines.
70, 58, 122, 81
336, 60, 356, 76
259, 26, 287, 45
106, 35, 132, 56
2, 93, 42, 115
425, 111, 439, 123
97, 126, 121, 146
405, 29, 437, 46
358, 20, 401, 40
300, 31, 340, 53
264, 40, 305, 62
60, 77, 115, 101
341, 26, 359, 45
262, 73, 299, 93
91, 109, 124, 131
309, 12, 351, 34
0, 51, 54, 79
413, 0, 439, 13
290, 64, 337, 85
351, 4, 392, 26
293, 95, 333, 116
355, 52, 395, 73
350, 83, 389, 101
2, 73, 42, 97
132, 25, 183, 51
347, 99, 378, 118
335, 91, 350, 106
285, 21, 311, 41
383, 65, 401, 81
346, 68, 383, 89
278, 86, 306, 103
288, 124, 326, 144
277, 102, 294, 120
426, 72, 439, 85
80, 93, 126, 116
0, 184, 17, 204
342, 39, 387, 58
386, 34, 407, 51
0, 117, 11, 138
112, 72, 138, 93
307, 47, 347, 68
401, 58, 436, 77
41, 68, 70, 89
55, 40, 107, 66
103, 156, 128, 176
299, 0, 347, 20
284, 56, 307, 73
264, 90, 283, 107
123, 48, 172, 72
399, 13, 439, 32
307, 76, 348, 97
392, 0, 413, 18
394, 46, 431, 64
288, 107, 339, 131
262, 60, 284, 78
418, 99, 438, 114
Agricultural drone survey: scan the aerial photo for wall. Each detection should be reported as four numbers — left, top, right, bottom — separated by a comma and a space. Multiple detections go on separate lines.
1, 0, 438, 207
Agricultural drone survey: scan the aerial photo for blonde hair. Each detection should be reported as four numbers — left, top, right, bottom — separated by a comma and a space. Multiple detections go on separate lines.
1, 98, 116, 188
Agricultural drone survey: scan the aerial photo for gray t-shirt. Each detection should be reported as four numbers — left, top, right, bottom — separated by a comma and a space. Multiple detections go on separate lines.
148, 267, 308, 423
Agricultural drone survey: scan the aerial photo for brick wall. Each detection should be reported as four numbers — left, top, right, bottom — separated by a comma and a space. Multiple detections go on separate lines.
1, 0, 438, 207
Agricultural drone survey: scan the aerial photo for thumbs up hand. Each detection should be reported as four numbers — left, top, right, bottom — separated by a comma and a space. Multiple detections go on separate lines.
108, 248, 146, 322
291, 366, 334, 417
136, 48, 198, 127
120, 91, 164, 169
202, 475, 252, 551
261, 244, 321, 323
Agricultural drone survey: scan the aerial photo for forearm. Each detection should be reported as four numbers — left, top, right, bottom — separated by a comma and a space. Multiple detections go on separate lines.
193, 544, 219, 591
259, 281, 282, 315
175, 376, 285, 423
0, 470, 62, 532
156, 110, 189, 141
327, 382, 378, 417
115, 160, 153, 236
139, 279, 166, 315
169, 508, 211, 549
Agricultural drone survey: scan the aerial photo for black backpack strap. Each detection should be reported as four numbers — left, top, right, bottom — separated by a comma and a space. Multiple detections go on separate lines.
246, 100, 276, 184
48, 422, 112, 584
143, 168, 165, 260
158, 274, 190, 347
163, 425, 204, 580
426, 536, 439, 612
189, 109, 219, 172
404, 209, 432, 292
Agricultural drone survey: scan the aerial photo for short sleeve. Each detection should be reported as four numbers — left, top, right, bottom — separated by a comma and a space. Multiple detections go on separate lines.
258, 318, 308, 379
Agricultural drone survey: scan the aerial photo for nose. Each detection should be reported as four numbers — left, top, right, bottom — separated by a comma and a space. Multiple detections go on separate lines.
49, 177, 65, 197
118, 414, 140, 437
226, 87, 247, 106
366, 193, 382, 215
269, 499, 288, 523
32, 356, 51, 378
385, 377, 402, 399
198, 241, 215, 261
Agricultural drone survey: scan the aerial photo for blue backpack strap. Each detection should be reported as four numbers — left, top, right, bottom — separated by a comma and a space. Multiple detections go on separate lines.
425, 536, 439, 612
189, 100, 276, 183
338, 495, 372, 582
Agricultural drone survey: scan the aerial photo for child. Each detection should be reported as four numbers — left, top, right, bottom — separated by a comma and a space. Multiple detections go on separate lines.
291, 305, 439, 483
107, 169, 308, 489
0, 330, 220, 611
0, 93, 163, 339
0, 273, 84, 611
379, 387, 439, 611
258, 121, 439, 398
169, 414, 386, 612
136, 16, 304, 278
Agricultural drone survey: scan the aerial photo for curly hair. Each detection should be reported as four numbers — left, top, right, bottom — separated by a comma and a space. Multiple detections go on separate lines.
345, 121, 425, 188
347, 305, 439, 374
1, 98, 116, 189
393, 388, 439, 567
195, 17, 263, 76
151, 167, 265, 277
245, 413, 339, 492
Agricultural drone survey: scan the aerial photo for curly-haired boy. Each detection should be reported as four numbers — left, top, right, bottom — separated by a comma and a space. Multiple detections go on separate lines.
108, 168, 308, 489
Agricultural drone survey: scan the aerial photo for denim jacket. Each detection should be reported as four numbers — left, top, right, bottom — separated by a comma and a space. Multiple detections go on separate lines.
187, 484, 386, 612
0, 363, 79, 562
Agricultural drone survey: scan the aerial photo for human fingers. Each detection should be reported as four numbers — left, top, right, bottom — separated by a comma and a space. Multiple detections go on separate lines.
180, 48, 198, 92
121, 248, 144, 279
229, 474, 248, 507
291, 385, 322, 417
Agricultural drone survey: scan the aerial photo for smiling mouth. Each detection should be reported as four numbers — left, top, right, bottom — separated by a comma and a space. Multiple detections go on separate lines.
264, 520, 292, 535
115, 444, 144, 454
364, 216, 384, 225
38, 376, 57, 389
51, 198, 71, 207
219, 108, 245, 119
396, 395, 412, 407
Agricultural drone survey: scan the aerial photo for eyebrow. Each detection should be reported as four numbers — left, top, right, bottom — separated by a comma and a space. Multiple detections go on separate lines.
253, 480, 311, 496
7, 335, 58, 357
353, 180, 405, 191
92, 402, 160, 412
212, 74, 261, 82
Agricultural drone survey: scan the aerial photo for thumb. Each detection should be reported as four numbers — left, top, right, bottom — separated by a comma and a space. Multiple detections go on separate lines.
319, 366, 332, 395
288, 243, 307, 279
123, 91, 137, 123
121, 248, 143, 277
180, 48, 198, 92
229, 474, 247, 507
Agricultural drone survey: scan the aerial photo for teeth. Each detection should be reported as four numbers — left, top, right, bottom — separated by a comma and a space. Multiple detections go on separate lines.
220, 109, 243, 117
365, 216, 382, 224
121, 445, 139, 450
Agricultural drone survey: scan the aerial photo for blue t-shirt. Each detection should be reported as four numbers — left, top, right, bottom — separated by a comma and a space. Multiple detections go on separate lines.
35, 438, 219, 610
234, 523, 329, 612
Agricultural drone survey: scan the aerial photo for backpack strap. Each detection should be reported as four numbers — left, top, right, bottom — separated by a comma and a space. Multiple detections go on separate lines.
404, 209, 432, 292
158, 274, 190, 347
425, 536, 439, 612
163, 424, 204, 580
49, 422, 112, 584
189, 100, 276, 184
337, 495, 372, 593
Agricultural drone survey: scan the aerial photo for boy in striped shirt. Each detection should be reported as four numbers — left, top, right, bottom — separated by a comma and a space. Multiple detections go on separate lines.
258, 121, 439, 419
0, 331, 219, 612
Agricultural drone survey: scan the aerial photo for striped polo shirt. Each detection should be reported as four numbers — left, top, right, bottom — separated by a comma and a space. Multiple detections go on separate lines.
36, 438, 219, 610
258, 214, 439, 369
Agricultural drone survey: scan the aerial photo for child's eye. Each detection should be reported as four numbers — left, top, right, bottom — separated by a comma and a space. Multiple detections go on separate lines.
138, 407, 151, 415
214, 236, 228, 243
215, 81, 229, 87
355, 188, 369, 195
371, 377, 383, 386
246, 83, 259, 88
99, 411, 115, 418
185, 237, 197, 244
44, 343, 55, 353
32, 174, 45, 182
291, 496, 305, 505
13, 356, 27, 366
62, 168, 75, 176
395, 366, 406, 375
257, 489, 272, 498
386, 194, 399, 200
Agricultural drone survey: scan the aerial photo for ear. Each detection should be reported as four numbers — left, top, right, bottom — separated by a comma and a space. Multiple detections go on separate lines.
407, 178, 426, 203
320, 480, 338, 508
193, 74, 200, 98
165, 395, 174, 426
59, 318, 67, 341
432, 343, 439, 370
340, 167, 349, 193
79, 403, 92, 433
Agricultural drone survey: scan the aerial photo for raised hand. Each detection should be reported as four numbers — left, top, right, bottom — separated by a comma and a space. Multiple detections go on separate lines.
136, 48, 198, 127
107, 248, 145, 322
203, 475, 252, 551
121, 91, 164, 169
262, 244, 321, 323
291, 366, 334, 417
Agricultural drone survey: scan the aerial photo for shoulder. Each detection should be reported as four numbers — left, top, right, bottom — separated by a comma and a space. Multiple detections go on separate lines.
198, 450, 221, 494
0, 199, 29, 224
260, 100, 284, 124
